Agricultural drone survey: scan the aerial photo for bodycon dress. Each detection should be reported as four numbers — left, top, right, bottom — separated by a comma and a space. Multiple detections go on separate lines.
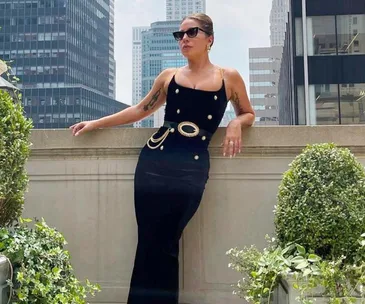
127, 71, 228, 304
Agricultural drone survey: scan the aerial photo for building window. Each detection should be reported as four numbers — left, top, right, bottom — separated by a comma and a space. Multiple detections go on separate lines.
296, 14, 365, 56
340, 83, 365, 124
337, 15, 365, 55
250, 82, 275, 87
249, 58, 277, 63
311, 84, 339, 125
249, 70, 273, 75
307, 16, 337, 56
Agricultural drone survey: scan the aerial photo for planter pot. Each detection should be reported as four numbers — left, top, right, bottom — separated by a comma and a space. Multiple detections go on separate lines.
281, 276, 363, 304
0, 255, 10, 304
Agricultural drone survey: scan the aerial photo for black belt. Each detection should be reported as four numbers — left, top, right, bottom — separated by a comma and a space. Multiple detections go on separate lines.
163, 120, 213, 140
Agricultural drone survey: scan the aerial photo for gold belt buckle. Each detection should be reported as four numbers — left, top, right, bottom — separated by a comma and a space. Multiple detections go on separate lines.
177, 121, 199, 137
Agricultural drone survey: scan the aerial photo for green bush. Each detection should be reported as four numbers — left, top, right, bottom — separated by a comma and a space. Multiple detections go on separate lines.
0, 218, 100, 303
0, 89, 32, 227
275, 143, 365, 261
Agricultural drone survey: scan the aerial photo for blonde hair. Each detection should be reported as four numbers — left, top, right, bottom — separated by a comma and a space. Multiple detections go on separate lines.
182, 13, 214, 47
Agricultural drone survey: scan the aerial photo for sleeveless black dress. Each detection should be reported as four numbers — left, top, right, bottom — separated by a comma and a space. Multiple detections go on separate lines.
127, 72, 228, 304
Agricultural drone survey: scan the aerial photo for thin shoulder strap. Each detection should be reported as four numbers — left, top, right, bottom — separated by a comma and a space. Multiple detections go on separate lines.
174, 68, 179, 76
219, 67, 225, 80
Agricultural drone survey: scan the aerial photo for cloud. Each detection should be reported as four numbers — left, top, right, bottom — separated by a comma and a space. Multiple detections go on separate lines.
115, 0, 272, 105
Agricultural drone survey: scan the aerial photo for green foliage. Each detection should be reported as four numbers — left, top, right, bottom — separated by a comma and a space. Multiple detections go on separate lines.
227, 235, 365, 304
275, 143, 365, 261
0, 89, 33, 227
228, 143, 365, 303
0, 218, 100, 303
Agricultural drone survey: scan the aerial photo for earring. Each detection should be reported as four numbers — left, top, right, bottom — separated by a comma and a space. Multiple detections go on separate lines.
207, 45, 211, 52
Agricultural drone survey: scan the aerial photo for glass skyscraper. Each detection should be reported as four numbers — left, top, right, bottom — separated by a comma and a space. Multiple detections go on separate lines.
141, 20, 187, 128
0, 0, 127, 129
279, 0, 365, 125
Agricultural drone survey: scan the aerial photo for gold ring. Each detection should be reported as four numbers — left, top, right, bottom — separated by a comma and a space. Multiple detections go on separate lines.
178, 121, 199, 137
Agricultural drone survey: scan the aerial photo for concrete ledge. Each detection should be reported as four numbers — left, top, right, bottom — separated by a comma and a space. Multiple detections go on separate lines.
30, 125, 365, 157
25, 126, 365, 304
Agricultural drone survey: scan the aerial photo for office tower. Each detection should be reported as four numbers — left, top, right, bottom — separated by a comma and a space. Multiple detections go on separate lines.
141, 20, 187, 128
270, 0, 289, 47
249, 47, 282, 125
132, 26, 149, 128
0, 0, 128, 128
166, 0, 206, 21
279, 0, 365, 125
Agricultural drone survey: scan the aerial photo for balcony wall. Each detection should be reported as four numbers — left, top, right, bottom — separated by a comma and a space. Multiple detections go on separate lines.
25, 126, 365, 304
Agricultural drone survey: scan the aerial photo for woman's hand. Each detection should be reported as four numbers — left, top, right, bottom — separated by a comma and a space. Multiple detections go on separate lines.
222, 119, 242, 157
69, 120, 98, 136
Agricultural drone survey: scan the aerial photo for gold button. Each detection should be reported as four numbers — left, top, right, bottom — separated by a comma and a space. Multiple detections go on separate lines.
214, 95, 218, 100
202, 136, 206, 141
175, 89, 179, 94
207, 115, 212, 120
170, 128, 175, 133
177, 109, 180, 114
160, 146, 164, 150
194, 155, 199, 160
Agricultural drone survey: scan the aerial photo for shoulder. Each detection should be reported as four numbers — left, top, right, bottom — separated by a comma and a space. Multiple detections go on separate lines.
153, 68, 177, 95
221, 67, 245, 82
155, 68, 176, 82
219, 67, 247, 93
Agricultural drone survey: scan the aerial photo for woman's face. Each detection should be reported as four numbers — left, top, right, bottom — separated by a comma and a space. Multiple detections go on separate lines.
177, 19, 213, 59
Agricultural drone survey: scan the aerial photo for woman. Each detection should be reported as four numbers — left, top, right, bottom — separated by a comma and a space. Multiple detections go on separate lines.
70, 13, 255, 304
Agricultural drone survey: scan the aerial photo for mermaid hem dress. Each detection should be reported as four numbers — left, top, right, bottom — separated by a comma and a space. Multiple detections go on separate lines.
127, 70, 228, 304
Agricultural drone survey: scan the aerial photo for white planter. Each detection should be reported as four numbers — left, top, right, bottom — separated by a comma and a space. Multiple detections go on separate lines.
0, 256, 10, 304
282, 276, 363, 304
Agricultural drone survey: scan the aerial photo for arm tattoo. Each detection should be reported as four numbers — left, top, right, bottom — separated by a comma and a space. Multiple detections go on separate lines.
143, 88, 161, 111
232, 92, 244, 113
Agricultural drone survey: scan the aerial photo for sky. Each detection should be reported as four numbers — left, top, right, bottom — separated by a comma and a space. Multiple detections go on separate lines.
114, 0, 273, 105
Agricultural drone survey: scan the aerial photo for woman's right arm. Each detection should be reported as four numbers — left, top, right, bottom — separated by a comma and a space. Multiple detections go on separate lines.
70, 69, 173, 136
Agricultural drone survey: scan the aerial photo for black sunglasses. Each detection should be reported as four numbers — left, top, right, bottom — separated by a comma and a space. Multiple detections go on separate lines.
172, 27, 211, 41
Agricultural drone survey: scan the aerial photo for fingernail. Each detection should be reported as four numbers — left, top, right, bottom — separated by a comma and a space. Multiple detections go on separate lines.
239, 150, 241, 153
230, 155, 232, 158
223, 153, 226, 156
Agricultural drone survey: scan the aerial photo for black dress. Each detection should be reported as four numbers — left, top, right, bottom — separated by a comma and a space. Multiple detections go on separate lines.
127, 70, 228, 304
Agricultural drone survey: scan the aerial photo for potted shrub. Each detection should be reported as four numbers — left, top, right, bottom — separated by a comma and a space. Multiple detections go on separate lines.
227, 143, 365, 303
0, 218, 100, 304
0, 61, 100, 303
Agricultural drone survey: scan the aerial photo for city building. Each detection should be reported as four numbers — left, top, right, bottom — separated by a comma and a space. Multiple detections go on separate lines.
219, 103, 236, 127
141, 20, 187, 128
249, 47, 282, 125
109, 0, 116, 99
133, 0, 206, 128
279, 0, 365, 125
270, 0, 290, 47
132, 26, 150, 128
0, 0, 128, 129
166, 0, 206, 21
248, 0, 289, 125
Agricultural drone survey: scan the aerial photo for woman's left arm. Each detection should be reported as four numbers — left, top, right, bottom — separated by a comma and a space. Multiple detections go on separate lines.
223, 68, 255, 157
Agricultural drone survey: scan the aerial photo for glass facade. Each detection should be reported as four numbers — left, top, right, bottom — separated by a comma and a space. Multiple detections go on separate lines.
302, 83, 365, 125
141, 21, 187, 128
0, 0, 122, 129
296, 15, 365, 56
279, 0, 365, 125
22, 86, 128, 129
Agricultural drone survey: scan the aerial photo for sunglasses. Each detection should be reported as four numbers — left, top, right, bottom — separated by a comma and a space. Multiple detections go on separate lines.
172, 27, 211, 41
